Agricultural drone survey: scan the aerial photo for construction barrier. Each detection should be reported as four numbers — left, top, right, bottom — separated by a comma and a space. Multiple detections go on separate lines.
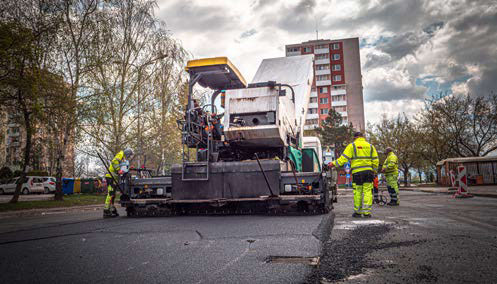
73, 178, 81, 194
454, 165, 473, 198
449, 170, 456, 188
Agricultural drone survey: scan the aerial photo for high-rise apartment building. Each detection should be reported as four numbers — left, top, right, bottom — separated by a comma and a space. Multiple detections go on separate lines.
1, 110, 75, 176
285, 38, 365, 132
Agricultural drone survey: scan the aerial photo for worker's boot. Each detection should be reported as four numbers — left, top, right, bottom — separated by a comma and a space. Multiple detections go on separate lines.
352, 213, 362, 218
111, 206, 119, 217
103, 209, 113, 218
362, 214, 372, 218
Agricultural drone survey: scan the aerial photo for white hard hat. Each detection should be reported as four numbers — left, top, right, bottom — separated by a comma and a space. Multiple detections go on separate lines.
123, 148, 134, 158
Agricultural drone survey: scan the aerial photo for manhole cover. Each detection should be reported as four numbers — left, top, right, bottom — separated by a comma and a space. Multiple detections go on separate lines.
266, 256, 320, 266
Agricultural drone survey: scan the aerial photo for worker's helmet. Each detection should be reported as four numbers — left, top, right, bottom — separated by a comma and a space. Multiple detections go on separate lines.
386, 147, 393, 153
353, 131, 363, 138
123, 148, 134, 158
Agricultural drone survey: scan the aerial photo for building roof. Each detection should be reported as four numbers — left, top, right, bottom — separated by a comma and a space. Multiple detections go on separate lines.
285, 37, 359, 48
436, 156, 497, 166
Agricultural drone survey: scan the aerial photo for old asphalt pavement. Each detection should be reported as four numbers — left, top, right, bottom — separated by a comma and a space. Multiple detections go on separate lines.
308, 190, 497, 283
0, 191, 496, 283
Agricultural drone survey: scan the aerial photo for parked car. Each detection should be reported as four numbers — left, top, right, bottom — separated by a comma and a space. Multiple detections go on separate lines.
41, 177, 56, 194
0, 177, 45, 195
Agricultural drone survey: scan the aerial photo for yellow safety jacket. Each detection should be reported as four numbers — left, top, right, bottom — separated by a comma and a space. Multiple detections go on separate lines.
332, 137, 379, 174
382, 152, 398, 175
106, 150, 125, 178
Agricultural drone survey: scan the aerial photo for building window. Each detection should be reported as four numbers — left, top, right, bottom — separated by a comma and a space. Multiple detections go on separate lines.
309, 97, 317, 103
316, 64, 329, 70
333, 54, 341, 60
333, 85, 346, 90
319, 87, 328, 93
332, 64, 341, 71
316, 75, 330, 81
319, 98, 329, 104
320, 108, 329, 115
316, 44, 327, 49
306, 119, 318, 125
287, 47, 300, 52
315, 54, 329, 60
303, 47, 312, 53
333, 43, 340, 50
308, 108, 318, 114
334, 106, 347, 112
333, 75, 342, 81
332, 95, 345, 101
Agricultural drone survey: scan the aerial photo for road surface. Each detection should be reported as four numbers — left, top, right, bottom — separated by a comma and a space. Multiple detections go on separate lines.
0, 191, 496, 283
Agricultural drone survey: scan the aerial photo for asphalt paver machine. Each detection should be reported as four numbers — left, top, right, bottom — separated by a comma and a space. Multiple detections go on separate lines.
120, 55, 337, 216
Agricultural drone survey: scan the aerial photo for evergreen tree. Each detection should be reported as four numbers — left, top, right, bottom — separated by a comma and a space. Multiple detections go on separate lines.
316, 110, 354, 157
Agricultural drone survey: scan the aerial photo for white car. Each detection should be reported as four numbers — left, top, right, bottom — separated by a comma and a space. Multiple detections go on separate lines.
41, 177, 56, 194
0, 177, 45, 195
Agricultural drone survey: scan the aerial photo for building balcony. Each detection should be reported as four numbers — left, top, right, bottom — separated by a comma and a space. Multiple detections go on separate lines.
310, 91, 317, 98
316, 80, 331, 86
8, 123, 20, 127
314, 48, 329, 54
331, 100, 347, 107
308, 102, 318, 108
315, 69, 330, 76
306, 113, 319, 120
8, 132, 20, 137
304, 124, 319, 130
337, 111, 348, 118
315, 58, 329, 65
286, 51, 301, 57
330, 89, 346, 96
8, 142, 20, 147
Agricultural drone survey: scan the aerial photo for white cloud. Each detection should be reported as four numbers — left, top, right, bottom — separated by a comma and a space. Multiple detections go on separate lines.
156, 0, 497, 122
365, 99, 425, 125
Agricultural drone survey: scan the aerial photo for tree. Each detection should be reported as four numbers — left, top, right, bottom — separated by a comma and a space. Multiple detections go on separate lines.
421, 93, 497, 158
316, 109, 354, 157
0, 17, 61, 202
81, 0, 186, 169
369, 114, 418, 186
50, 0, 100, 200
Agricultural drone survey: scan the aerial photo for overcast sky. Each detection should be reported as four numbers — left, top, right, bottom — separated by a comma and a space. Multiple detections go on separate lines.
157, 0, 497, 124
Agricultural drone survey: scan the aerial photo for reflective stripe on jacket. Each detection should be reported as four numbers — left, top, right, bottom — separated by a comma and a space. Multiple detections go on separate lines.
105, 150, 125, 178
332, 137, 379, 174
382, 152, 398, 175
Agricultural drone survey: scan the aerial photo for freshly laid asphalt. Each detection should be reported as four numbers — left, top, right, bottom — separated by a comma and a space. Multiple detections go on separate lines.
0, 205, 333, 283
0, 191, 496, 283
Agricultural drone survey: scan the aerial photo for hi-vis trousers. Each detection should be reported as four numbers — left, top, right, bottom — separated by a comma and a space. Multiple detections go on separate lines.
352, 170, 374, 215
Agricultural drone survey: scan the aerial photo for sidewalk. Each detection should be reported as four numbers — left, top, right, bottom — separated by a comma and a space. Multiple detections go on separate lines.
337, 185, 497, 198
401, 185, 497, 198
0, 204, 103, 219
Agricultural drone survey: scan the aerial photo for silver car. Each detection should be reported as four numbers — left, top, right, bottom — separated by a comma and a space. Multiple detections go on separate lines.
41, 177, 56, 193
0, 177, 44, 195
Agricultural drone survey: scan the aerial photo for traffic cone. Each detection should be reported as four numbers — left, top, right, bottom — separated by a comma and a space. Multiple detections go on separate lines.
453, 165, 473, 198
